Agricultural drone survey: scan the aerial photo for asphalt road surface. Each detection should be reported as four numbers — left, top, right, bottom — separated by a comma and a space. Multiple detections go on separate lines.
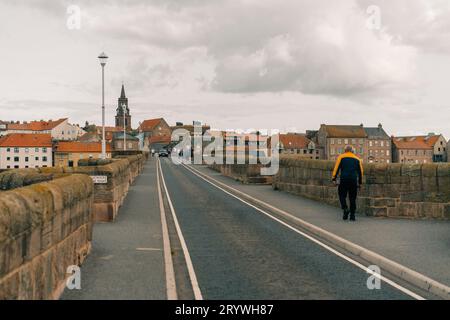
159, 158, 414, 300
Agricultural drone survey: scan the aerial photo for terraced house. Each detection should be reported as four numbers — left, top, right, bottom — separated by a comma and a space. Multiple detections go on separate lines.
2, 118, 85, 140
317, 124, 367, 161
0, 133, 52, 169
364, 124, 392, 163
392, 134, 447, 163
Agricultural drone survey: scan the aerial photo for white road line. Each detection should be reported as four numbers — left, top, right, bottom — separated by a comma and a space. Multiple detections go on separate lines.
182, 164, 425, 300
158, 159, 204, 300
156, 159, 178, 300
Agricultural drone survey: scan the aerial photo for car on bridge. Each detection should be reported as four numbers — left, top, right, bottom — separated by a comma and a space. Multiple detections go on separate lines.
158, 149, 169, 157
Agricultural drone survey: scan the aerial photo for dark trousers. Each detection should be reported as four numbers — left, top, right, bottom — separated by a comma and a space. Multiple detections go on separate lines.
338, 179, 358, 214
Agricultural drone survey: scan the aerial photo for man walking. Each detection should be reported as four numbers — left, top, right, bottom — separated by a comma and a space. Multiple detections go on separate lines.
332, 145, 363, 221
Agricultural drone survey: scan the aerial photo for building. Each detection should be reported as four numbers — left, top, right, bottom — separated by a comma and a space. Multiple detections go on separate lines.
95, 126, 122, 142
317, 124, 367, 161
138, 118, 172, 151
392, 136, 433, 164
0, 121, 7, 136
0, 133, 52, 169
115, 84, 132, 131
270, 133, 319, 159
392, 134, 447, 163
54, 141, 112, 167
148, 135, 172, 153
112, 132, 140, 151
79, 131, 101, 143
364, 124, 392, 163
447, 140, 450, 162
4, 118, 85, 140
428, 134, 447, 162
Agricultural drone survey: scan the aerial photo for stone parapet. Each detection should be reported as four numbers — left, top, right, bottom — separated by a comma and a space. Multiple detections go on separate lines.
273, 156, 450, 219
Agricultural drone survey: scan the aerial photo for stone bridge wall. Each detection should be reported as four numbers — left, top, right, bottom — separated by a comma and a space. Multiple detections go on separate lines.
273, 156, 450, 219
0, 154, 147, 299
48, 154, 146, 222
0, 174, 94, 299
209, 163, 273, 184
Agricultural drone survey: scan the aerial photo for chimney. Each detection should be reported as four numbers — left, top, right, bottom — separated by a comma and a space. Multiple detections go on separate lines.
378, 123, 382, 129
427, 132, 435, 136
360, 123, 364, 127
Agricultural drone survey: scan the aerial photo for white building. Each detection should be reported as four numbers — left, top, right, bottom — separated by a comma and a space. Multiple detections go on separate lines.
0, 134, 53, 169
4, 118, 85, 140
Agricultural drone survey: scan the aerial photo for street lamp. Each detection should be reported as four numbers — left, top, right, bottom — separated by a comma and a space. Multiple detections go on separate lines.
121, 102, 127, 151
98, 52, 108, 159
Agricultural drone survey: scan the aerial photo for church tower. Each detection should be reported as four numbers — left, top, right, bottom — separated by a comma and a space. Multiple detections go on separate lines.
115, 84, 132, 131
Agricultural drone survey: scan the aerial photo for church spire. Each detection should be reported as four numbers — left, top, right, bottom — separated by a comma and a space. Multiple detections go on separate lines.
120, 83, 126, 99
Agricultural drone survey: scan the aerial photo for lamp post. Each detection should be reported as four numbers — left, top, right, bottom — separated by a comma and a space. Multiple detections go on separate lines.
121, 102, 127, 151
98, 52, 108, 159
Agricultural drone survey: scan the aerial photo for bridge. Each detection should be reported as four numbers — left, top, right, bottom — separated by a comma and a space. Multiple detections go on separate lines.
0, 155, 449, 300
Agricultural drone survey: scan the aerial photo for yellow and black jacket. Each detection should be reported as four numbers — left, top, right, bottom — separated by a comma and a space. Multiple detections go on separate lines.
332, 152, 363, 184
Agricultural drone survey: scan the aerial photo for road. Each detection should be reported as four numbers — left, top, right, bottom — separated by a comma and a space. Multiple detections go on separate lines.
158, 158, 415, 300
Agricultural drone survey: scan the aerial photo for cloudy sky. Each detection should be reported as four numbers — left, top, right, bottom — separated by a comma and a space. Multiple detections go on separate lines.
0, 0, 449, 137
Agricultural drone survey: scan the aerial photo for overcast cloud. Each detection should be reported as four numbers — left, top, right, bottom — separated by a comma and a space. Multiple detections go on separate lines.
0, 0, 449, 137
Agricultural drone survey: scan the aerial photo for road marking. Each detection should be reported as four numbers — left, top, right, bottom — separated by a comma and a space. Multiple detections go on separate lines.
182, 164, 426, 300
158, 159, 204, 300
136, 248, 162, 252
156, 159, 178, 300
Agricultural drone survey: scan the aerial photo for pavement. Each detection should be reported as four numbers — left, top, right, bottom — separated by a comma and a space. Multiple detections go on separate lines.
192, 164, 450, 288
62, 157, 166, 300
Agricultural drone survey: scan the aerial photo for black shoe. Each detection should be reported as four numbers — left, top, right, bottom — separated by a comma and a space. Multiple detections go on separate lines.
350, 213, 356, 221
343, 209, 349, 220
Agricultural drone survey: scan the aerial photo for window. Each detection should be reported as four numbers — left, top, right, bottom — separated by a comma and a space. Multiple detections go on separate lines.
25, 148, 29, 153
380, 141, 384, 147
6, 165, 10, 169
14, 165, 19, 169
386, 150, 390, 156
330, 139, 335, 145
337, 139, 342, 145
42, 147, 47, 153
369, 141, 373, 147
35, 156, 39, 161
42, 156, 47, 162
344, 139, 348, 144
6, 157, 10, 161
14, 157, 19, 162
25, 157, 29, 162
386, 141, 390, 147
387, 160, 390, 163
331, 148, 335, 155
6, 147, 10, 152
359, 139, 364, 145
352, 139, 356, 145
14, 147, 19, 153
35, 147, 39, 152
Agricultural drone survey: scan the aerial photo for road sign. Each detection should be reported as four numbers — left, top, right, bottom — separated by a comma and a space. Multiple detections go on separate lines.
91, 175, 108, 184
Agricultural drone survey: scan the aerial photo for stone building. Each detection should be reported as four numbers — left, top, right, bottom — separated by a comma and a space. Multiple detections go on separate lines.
317, 124, 367, 161
115, 84, 132, 131
112, 132, 140, 151
392, 134, 447, 163
273, 133, 319, 159
364, 124, 392, 163
54, 141, 112, 167
429, 134, 447, 162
